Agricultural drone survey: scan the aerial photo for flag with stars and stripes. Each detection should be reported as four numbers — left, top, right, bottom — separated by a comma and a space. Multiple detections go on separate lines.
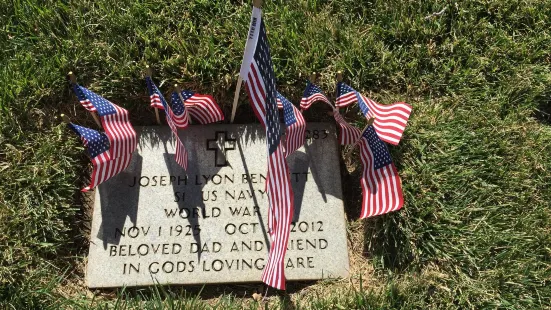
145, 77, 188, 169
174, 90, 224, 124
167, 91, 190, 128
148, 86, 164, 110
299, 81, 332, 111
336, 82, 412, 145
332, 111, 361, 145
238, 6, 294, 290
67, 123, 130, 192
277, 92, 306, 156
72, 84, 137, 163
359, 126, 404, 218
145, 78, 188, 128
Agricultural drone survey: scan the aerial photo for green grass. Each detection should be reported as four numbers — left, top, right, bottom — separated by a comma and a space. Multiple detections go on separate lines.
1, 0, 551, 308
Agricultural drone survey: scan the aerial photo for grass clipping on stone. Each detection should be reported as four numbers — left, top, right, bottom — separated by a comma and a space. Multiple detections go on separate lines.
1, 0, 551, 309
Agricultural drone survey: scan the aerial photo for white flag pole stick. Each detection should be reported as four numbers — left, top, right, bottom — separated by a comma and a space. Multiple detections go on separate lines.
230, 76, 242, 123
145, 65, 161, 125
68, 72, 102, 128
231, 0, 262, 123
344, 116, 375, 160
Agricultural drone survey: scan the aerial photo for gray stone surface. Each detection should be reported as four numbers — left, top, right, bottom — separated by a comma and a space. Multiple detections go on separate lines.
87, 123, 349, 288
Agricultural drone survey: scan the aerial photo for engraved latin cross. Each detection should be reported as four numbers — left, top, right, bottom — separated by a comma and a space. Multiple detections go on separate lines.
206, 131, 236, 167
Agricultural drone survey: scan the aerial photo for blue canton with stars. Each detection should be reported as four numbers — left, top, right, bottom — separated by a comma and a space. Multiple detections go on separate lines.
337, 82, 355, 97
179, 90, 195, 101
362, 126, 392, 170
338, 82, 370, 115
303, 82, 326, 98
254, 20, 281, 155
68, 123, 110, 158
277, 92, 297, 126
355, 92, 370, 116
73, 84, 117, 116
171, 92, 187, 116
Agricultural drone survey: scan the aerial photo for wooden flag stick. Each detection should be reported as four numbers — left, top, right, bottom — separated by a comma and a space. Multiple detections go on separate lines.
230, 76, 242, 123
145, 65, 161, 125
60, 114, 71, 124
344, 116, 376, 159
309, 72, 317, 83
68, 71, 77, 84
68, 71, 102, 128
336, 71, 343, 112
310, 71, 336, 111
175, 84, 192, 124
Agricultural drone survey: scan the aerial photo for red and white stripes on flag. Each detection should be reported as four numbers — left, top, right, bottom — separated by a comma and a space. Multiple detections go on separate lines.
283, 105, 306, 156
332, 111, 361, 145
358, 127, 404, 218
167, 111, 188, 170
244, 61, 267, 127
299, 82, 332, 111
263, 139, 293, 290
72, 84, 137, 161
359, 141, 404, 218
100, 104, 137, 161
145, 77, 188, 170
336, 82, 411, 145
168, 92, 190, 129
67, 122, 133, 192
239, 6, 294, 290
359, 93, 411, 145
149, 93, 164, 110
277, 93, 306, 156
84, 156, 131, 192
78, 97, 97, 112
71, 84, 137, 191
180, 91, 225, 124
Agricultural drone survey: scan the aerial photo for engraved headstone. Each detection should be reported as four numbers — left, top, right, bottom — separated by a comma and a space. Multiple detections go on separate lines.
87, 123, 349, 288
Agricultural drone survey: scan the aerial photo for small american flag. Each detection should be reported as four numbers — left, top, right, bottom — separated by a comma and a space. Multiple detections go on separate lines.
145, 77, 188, 169
72, 84, 137, 162
68, 123, 130, 192
148, 88, 164, 110
277, 92, 306, 156
332, 111, 361, 145
336, 82, 412, 145
176, 90, 224, 124
168, 92, 190, 129
239, 7, 294, 290
359, 126, 404, 218
300, 81, 331, 111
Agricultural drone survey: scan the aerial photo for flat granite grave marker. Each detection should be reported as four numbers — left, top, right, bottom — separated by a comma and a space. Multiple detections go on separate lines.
87, 123, 349, 288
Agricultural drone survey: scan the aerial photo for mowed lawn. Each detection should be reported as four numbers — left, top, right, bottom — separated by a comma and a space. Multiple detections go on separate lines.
1, 0, 551, 309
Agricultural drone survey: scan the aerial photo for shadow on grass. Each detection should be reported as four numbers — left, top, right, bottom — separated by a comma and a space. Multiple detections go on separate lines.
336, 115, 416, 272
360, 135, 416, 272
534, 97, 551, 125
91, 280, 320, 307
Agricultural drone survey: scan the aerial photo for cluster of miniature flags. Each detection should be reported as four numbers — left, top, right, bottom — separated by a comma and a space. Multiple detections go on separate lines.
66, 76, 224, 191
237, 5, 411, 290
68, 83, 137, 192
65, 3, 412, 294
